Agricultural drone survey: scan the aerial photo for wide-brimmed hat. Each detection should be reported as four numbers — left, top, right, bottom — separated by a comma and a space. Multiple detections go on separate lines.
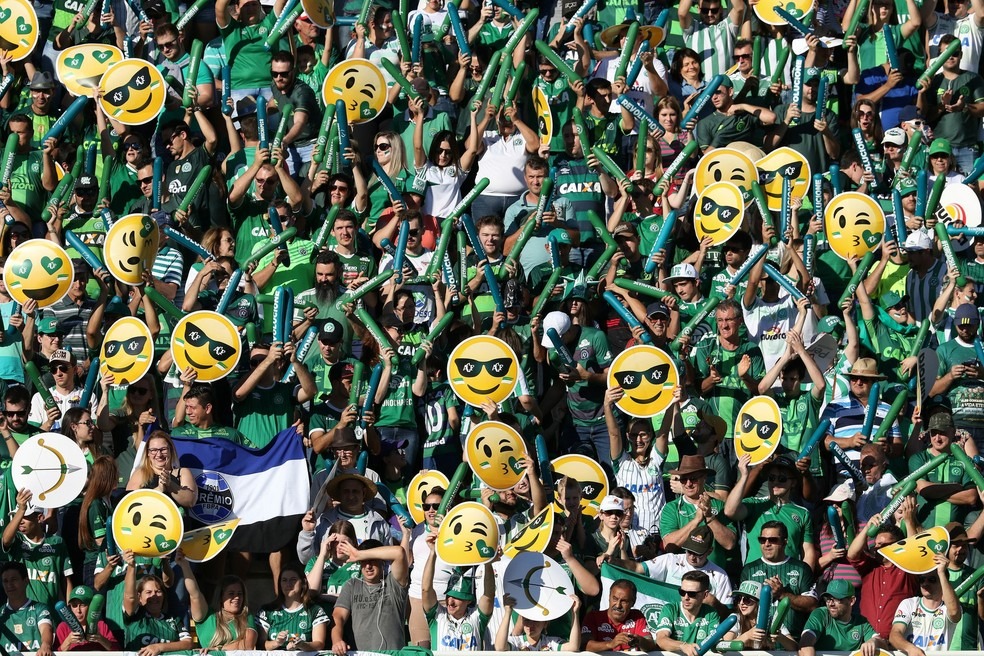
599, 20, 665, 48
670, 455, 714, 477
848, 358, 886, 380
325, 473, 377, 501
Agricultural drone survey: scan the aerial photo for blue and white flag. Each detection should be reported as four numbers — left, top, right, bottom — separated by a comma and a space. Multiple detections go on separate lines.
174, 427, 309, 552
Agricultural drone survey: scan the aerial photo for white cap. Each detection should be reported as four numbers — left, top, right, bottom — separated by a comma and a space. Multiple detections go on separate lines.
823, 480, 856, 503
882, 127, 906, 146
541, 311, 572, 347
903, 228, 933, 252
662, 263, 698, 283
600, 495, 625, 513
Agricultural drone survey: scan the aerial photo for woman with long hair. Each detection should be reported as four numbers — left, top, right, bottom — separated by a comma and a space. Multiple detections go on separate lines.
0, 221, 31, 259
177, 552, 256, 650
366, 131, 413, 231
851, 99, 885, 154
654, 97, 692, 182
96, 374, 165, 478
412, 113, 479, 220
122, 550, 192, 654
723, 581, 797, 649
61, 407, 101, 463
125, 430, 197, 508
185, 227, 238, 296
77, 456, 118, 587
257, 562, 328, 651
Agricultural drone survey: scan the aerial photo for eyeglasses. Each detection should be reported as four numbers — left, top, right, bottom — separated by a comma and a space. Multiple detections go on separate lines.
271, 70, 291, 78
735, 595, 756, 604
375, 142, 392, 152
421, 503, 440, 511
849, 375, 872, 383
148, 447, 169, 455
603, 510, 625, 517
699, 5, 721, 12
250, 357, 266, 367
437, 147, 452, 154
758, 536, 784, 544
53, 364, 72, 373
679, 588, 706, 598
407, 229, 420, 237
930, 153, 949, 159
138, 176, 154, 184
157, 40, 177, 49
3, 410, 26, 418
538, 67, 557, 74
77, 419, 94, 427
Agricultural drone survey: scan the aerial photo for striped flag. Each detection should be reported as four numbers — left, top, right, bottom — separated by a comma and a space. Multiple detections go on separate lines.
174, 427, 309, 552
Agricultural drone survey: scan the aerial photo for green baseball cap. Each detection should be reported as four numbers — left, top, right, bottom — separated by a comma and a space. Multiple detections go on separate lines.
929, 138, 952, 156
36, 317, 61, 335
821, 580, 855, 600
879, 290, 910, 310
69, 585, 94, 604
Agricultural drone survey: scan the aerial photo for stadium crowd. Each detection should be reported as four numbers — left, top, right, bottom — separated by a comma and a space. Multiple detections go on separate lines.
1, 0, 984, 651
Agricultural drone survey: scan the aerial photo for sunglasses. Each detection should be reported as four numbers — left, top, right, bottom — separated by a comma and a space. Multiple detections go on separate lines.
700, 197, 740, 224
768, 474, 789, 483
421, 503, 440, 511
53, 364, 72, 373
330, 184, 350, 191
758, 536, 783, 544
759, 162, 804, 184
125, 142, 142, 151
105, 336, 149, 359
157, 39, 177, 49
129, 387, 150, 395
138, 176, 154, 184
679, 588, 706, 598
613, 364, 671, 390
271, 70, 291, 78
857, 110, 875, 117
733, 53, 752, 60
456, 357, 513, 378
375, 142, 392, 152
739, 413, 779, 440
679, 474, 704, 484
538, 67, 557, 74
3, 410, 26, 418
181, 321, 236, 361
104, 67, 156, 108
408, 229, 420, 237
735, 595, 756, 604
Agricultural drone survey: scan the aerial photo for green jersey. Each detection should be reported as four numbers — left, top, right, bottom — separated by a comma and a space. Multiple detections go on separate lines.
771, 391, 820, 452
0, 600, 51, 652
936, 338, 984, 427
802, 608, 874, 651
334, 249, 376, 285
123, 607, 189, 651
93, 552, 167, 634
230, 195, 273, 268
908, 450, 973, 527
545, 326, 612, 426
304, 558, 360, 599
928, 71, 984, 147
171, 422, 250, 445
4, 534, 72, 609
740, 497, 814, 563
82, 498, 110, 565
947, 564, 979, 650
376, 357, 416, 428
234, 382, 296, 449
421, 381, 458, 463
194, 609, 255, 649
695, 110, 763, 150
741, 557, 816, 633
692, 339, 765, 439
220, 12, 284, 90
659, 496, 736, 571
654, 602, 720, 643
8, 152, 47, 218
255, 604, 329, 644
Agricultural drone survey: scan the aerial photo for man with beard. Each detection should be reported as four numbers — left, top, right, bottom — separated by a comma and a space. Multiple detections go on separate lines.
293, 252, 352, 353
268, 52, 321, 176
582, 580, 656, 652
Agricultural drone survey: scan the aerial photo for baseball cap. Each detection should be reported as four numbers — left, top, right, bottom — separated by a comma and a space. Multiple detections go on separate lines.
897, 178, 917, 196
735, 580, 762, 600
955, 303, 980, 326
600, 495, 624, 513
929, 138, 953, 156
612, 222, 637, 240
75, 175, 97, 191
379, 438, 409, 457
718, 77, 733, 89
69, 585, 95, 604
328, 361, 354, 381
817, 315, 844, 336
540, 311, 572, 347
318, 318, 344, 345
878, 290, 909, 310
821, 580, 855, 600
662, 263, 698, 283
898, 106, 921, 124
411, 77, 431, 95
804, 67, 821, 84
30, 72, 55, 90
928, 411, 955, 431
681, 525, 713, 556
50, 349, 75, 365
646, 301, 670, 318
548, 228, 573, 246
823, 480, 856, 502
882, 127, 906, 146
904, 229, 933, 251
36, 317, 62, 335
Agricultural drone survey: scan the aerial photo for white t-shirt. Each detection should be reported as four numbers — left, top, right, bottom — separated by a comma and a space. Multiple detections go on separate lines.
643, 553, 734, 605
594, 55, 668, 117
893, 596, 958, 651
418, 162, 468, 218
613, 449, 666, 534
742, 294, 799, 371
408, 524, 453, 599
506, 634, 566, 651
477, 131, 529, 197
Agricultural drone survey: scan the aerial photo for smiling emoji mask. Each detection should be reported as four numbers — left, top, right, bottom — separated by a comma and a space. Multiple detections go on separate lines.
170, 311, 242, 382
100, 316, 153, 386
98, 59, 166, 125
112, 489, 184, 557
56, 44, 122, 96
824, 192, 886, 261
755, 147, 811, 212
607, 345, 678, 418
4, 240, 73, 308
104, 214, 159, 286
551, 454, 608, 517
437, 502, 500, 565
448, 336, 519, 406
465, 421, 529, 491
734, 396, 783, 465
695, 181, 746, 246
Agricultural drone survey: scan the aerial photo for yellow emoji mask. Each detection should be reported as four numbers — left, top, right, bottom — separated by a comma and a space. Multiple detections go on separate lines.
878, 526, 950, 574
448, 336, 519, 406
824, 192, 886, 261
504, 504, 554, 558
695, 182, 746, 246
465, 421, 529, 491
112, 489, 184, 557
3, 240, 73, 307
180, 518, 241, 563
98, 59, 166, 125
322, 59, 388, 124
437, 501, 500, 565
533, 87, 553, 143
0, 0, 39, 62
103, 214, 159, 286
755, 147, 811, 212
607, 345, 679, 418
56, 44, 122, 96
170, 311, 242, 382
407, 470, 450, 524
551, 455, 609, 517
694, 148, 756, 206
99, 317, 153, 386
753, 0, 815, 25
734, 396, 783, 465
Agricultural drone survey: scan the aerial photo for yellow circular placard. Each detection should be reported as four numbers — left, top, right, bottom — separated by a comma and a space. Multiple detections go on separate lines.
407, 470, 450, 524
533, 86, 553, 143
465, 421, 529, 491
695, 181, 746, 246
100, 317, 154, 386
551, 454, 609, 517
448, 335, 520, 406
322, 58, 388, 124
824, 191, 886, 261
180, 518, 241, 563
301, 0, 335, 28
607, 345, 679, 419
436, 501, 500, 565
753, 0, 815, 25
504, 504, 554, 558
103, 213, 159, 286
98, 59, 166, 126
56, 44, 123, 97
170, 311, 242, 382
755, 146, 812, 212
3, 240, 74, 308
734, 396, 783, 466
878, 526, 950, 575
112, 489, 184, 557
694, 147, 756, 206
0, 0, 39, 62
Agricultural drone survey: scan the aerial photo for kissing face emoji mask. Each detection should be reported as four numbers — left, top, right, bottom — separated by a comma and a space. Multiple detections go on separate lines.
112, 489, 184, 557
437, 501, 500, 565
734, 396, 783, 465
607, 345, 678, 418
170, 311, 242, 382
448, 336, 519, 406
99, 316, 153, 386
322, 58, 388, 123
180, 518, 241, 563
694, 148, 756, 205
878, 526, 950, 574
3, 240, 73, 307
824, 192, 886, 261
465, 421, 529, 491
